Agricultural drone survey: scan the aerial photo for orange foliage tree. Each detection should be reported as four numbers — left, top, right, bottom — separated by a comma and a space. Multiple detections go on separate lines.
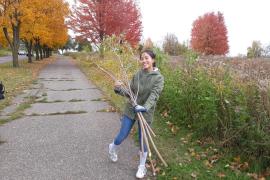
191, 12, 229, 55
69, 0, 142, 55
0, 0, 69, 65
0, 0, 22, 67
20, 0, 69, 62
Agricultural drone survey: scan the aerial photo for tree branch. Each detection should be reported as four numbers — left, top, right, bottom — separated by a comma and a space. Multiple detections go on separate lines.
3, 27, 13, 48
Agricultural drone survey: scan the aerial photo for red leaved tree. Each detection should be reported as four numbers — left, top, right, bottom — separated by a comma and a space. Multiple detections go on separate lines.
191, 12, 229, 55
69, 0, 142, 53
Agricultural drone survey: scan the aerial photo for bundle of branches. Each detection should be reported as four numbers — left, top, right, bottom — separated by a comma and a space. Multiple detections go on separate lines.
96, 36, 168, 175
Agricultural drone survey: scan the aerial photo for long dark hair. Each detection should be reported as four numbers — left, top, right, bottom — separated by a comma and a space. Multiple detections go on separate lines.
140, 49, 156, 67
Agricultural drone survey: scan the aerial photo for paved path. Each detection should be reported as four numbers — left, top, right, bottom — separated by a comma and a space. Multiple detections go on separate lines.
0, 56, 138, 179
0, 55, 26, 64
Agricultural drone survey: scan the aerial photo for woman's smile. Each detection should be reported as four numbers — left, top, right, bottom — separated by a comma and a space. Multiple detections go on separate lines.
140, 52, 154, 71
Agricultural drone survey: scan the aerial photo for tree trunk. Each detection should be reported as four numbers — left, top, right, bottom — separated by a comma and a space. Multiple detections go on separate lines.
34, 40, 40, 60
39, 43, 43, 60
25, 40, 33, 63
46, 47, 50, 58
99, 33, 104, 58
13, 25, 20, 67
35, 45, 39, 60
3, 26, 20, 67
42, 47, 46, 58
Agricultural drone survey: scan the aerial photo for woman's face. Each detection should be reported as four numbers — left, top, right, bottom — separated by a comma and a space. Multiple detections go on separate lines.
140, 52, 154, 71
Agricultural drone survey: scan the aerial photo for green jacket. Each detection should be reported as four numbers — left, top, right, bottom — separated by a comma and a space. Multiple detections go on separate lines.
115, 68, 164, 123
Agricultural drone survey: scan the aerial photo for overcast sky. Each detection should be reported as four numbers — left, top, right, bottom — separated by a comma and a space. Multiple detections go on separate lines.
67, 0, 270, 56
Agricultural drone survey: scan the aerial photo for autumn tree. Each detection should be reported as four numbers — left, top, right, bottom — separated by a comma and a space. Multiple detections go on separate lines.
20, 0, 68, 62
191, 11, 229, 55
247, 40, 263, 58
0, 29, 8, 47
0, 0, 22, 67
0, 0, 68, 65
69, 0, 142, 56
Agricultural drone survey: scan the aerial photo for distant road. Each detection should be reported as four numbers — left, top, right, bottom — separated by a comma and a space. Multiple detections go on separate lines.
0, 55, 27, 64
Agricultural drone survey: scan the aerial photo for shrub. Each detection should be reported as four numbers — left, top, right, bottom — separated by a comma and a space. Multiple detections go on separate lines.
156, 49, 270, 169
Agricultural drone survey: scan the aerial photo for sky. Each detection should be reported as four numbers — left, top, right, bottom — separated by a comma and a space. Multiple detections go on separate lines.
67, 0, 270, 56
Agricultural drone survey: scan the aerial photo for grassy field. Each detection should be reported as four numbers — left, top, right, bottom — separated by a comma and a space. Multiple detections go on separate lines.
0, 49, 11, 57
73, 53, 263, 180
0, 58, 55, 124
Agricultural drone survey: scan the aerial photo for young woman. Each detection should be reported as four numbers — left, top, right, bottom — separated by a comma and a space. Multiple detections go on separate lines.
109, 50, 164, 179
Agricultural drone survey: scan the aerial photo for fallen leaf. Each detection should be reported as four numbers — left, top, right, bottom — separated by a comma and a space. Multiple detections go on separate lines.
182, 140, 188, 144
204, 160, 213, 168
191, 172, 197, 178
195, 154, 201, 160
247, 173, 258, 179
217, 172, 226, 178
188, 148, 195, 153
209, 154, 219, 164
161, 110, 169, 118
166, 121, 173, 127
155, 167, 161, 173
239, 162, 249, 171
233, 156, 241, 163
171, 125, 179, 135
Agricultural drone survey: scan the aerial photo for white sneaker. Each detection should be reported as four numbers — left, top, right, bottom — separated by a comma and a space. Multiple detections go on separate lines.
109, 143, 118, 162
136, 165, 147, 179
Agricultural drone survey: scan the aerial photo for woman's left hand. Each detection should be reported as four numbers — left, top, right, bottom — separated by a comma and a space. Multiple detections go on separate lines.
134, 105, 147, 113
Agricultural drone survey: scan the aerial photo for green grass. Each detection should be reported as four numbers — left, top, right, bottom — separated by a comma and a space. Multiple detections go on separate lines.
29, 111, 88, 116
72, 53, 256, 179
152, 115, 250, 180
0, 48, 11, 57
91, 97, 108, 102
69, 99, 85, 102
35, 98, 64, 103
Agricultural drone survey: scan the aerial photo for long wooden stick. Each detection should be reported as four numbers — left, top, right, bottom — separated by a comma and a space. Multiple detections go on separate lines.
138, 112, 156, 137
138, 117, 156, 175
95, 63, 117, 81
138, 113, 168, 167
138, 117, 144, 153
144, 124, 168, 167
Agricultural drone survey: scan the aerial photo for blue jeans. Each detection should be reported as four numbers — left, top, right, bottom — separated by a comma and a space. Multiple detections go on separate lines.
114, 115, 147, 152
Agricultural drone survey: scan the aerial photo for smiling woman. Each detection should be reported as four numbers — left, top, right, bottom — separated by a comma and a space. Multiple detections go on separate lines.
109, 49, 164, 179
